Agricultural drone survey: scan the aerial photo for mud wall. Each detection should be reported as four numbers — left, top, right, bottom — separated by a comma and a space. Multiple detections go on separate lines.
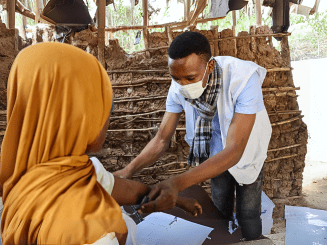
0, 24, 308, 219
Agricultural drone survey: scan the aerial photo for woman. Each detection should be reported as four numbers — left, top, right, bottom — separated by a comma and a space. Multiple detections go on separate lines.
0, 43, 201, 244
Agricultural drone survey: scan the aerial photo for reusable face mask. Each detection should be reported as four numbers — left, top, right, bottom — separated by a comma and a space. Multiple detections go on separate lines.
178, 58, 212, 99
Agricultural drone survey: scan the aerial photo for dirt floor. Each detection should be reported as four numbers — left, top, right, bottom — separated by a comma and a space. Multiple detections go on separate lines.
265, 153, 327, 244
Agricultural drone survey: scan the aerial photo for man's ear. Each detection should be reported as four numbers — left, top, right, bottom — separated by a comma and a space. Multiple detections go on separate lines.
208, 59, 215, 74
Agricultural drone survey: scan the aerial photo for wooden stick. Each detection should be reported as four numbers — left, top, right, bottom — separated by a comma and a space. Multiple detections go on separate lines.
111, 77, 171, 85
262, 87, 300, 92
141, 161, 187, 171
107, 127, 186, 132
112, 83, 147, 88
232, 11, 237, 36
185, 0, 190, 21
272, 196, 303, 204
97, 0, 106, 68
256, 0, 262, 26
105, 16, 226, 32
111, 110, 166, 119
268, 110, 302, 116
212, 26, 219, 56
7, 0, 16, 28
263, 92, 298, 98
271, 115, 304, 126
15, 0, 36, 20
265, 153, 300, 163
35, 0, 40, 24
132, 46, 170, 54
168, 167, 186, 172
107, 69, 168, 74
142, 0, 149, 50
268, 143, 304, 152
107, 66, 291, 74
214, 32, 291, 41
280, 125, 301, 134
114, 95, 167, 103
167, 25, 173, 45
266, 67, 292, 72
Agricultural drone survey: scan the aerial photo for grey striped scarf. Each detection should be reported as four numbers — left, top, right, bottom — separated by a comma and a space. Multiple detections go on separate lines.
186, 59, 222, 166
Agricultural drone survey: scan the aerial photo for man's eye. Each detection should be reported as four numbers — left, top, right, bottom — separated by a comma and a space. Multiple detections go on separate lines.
187, 78, 195, 81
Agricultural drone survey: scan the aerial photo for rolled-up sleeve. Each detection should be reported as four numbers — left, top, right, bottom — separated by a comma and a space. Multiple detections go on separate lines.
90, 157, 115, 195
235, 72, 265, 114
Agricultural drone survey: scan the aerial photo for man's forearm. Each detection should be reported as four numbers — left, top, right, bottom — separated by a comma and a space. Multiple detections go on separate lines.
173, 144, 243, 192
125, 135, 170, 176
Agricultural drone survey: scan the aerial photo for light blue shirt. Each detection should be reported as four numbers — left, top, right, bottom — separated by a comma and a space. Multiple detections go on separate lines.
166, 72, 265, 158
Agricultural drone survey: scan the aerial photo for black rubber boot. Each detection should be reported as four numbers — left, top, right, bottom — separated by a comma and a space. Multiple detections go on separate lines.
41, 0, 93, 25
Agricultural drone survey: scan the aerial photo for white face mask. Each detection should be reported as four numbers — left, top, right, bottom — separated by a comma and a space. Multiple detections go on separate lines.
174, 58, 211, 99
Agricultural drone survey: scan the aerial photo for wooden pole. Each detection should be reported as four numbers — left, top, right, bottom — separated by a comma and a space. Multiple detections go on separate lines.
7, 0, 16, 29
184, 0, 190, 21
35, 0, 40, 24
98, 0, 106, 68
142, 0, 149, 49
256, 0, 262, 26
232, 11, 236, 36
20, 0, 27, 39
211, 25, 219, 56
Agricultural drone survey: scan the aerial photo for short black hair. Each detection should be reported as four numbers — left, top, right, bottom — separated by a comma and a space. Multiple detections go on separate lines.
168, 32, 211, 61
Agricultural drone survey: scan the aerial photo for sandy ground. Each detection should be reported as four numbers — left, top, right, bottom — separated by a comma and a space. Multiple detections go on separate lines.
265, 158, 327, 244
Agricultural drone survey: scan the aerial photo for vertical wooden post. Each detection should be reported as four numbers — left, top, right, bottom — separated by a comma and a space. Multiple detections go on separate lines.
20, 0, 28, 39
142, 0, 149, 50
184, 0, 190, 21
35, 0, 40, 24
211, 25, 219, 56
249, 25, 257, 62
98, 0, 106, 68
232, 11, 237, 36
256, 0, 262, 26
7, 0, 16, 29
166, 26, 173, 45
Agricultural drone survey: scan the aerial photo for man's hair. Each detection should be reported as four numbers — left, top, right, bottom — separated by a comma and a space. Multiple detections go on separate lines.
168, 32, 212, 61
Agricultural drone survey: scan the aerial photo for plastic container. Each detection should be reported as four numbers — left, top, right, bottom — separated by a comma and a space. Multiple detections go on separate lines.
261, 191, 275, 235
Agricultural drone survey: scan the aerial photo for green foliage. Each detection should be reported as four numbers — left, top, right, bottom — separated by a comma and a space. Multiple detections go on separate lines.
107, 0, 145, 53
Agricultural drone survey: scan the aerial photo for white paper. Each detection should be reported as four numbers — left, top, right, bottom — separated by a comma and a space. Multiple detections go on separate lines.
126, 212, 214, 245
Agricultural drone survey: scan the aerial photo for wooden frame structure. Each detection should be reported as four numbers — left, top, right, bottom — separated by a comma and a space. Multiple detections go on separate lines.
4, 0, 269, 65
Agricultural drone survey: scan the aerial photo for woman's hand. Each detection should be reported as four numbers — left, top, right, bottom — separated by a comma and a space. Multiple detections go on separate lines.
139, 178, 180, 213
176, 196, 203, 217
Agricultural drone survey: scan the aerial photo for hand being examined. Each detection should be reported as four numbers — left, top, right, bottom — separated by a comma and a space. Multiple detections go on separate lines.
138, 179, 202, 217
176, 196, 203, 217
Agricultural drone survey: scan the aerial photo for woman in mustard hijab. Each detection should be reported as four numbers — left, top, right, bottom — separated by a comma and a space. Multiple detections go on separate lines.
0, 43, 201, 245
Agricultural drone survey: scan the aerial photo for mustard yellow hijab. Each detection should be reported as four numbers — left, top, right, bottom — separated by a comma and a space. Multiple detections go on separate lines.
0, 42, 127, 244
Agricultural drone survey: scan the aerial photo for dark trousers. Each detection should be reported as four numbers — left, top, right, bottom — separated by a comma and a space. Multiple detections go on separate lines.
211, 167, 264, 240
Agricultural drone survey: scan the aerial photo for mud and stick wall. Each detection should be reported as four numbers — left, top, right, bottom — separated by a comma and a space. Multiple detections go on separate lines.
0, 22, 308, 219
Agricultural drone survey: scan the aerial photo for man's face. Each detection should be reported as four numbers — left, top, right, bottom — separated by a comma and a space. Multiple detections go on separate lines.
168, 53, 215, 88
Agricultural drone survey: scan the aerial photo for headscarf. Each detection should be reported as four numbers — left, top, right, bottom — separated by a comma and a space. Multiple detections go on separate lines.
0, 42, 127, 244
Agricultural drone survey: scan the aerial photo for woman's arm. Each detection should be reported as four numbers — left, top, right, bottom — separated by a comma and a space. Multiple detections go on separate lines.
111, 177, 151, 206
111, 177, 202, 217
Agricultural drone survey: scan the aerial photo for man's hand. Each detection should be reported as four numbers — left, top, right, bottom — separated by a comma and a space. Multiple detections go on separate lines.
113, 167, 132, 179
176, 196, 202, 217
138, 178, 179, 213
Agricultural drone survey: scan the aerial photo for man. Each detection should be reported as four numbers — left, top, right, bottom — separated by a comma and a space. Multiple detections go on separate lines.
114, 32, 272, 240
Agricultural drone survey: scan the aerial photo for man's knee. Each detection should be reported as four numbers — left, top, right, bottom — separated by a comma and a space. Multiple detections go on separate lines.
238, 217, 262, 240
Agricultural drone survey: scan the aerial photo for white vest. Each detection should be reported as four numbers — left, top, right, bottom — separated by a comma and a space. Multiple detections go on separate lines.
214, 56, 272, 185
